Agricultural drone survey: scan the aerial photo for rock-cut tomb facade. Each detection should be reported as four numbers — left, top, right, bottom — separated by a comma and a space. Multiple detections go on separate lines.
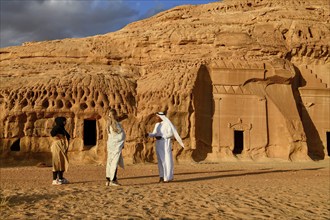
0, 0, 329, 164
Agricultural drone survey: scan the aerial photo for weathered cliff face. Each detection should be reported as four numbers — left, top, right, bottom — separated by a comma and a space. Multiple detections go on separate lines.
0, 0, 329, 164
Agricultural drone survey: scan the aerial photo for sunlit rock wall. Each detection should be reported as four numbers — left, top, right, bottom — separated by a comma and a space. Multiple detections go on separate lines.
0, 0, 329, 164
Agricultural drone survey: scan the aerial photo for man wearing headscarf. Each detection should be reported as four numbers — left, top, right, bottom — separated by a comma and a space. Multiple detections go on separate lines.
50, 117, 70, 185
147, 112, 184, 183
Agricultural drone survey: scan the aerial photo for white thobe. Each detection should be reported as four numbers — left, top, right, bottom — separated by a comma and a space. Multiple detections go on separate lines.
149, 121, 174, 181
106, 122, 125, 181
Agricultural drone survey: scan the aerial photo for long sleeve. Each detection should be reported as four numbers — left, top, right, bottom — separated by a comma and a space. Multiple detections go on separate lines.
109, 122, 124, 135
148, 123, 160, 137
51, 126, 70, 141
108, 122, 126, 142
50, 126, 60, 137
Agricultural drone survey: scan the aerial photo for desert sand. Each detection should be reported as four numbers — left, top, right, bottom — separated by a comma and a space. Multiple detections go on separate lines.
0, 160, 329, 219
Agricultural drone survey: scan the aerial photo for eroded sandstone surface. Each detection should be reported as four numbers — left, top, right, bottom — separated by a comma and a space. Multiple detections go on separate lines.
0, 0, 329, 164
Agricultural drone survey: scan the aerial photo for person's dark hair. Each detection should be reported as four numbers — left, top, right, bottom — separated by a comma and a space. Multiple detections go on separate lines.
55, 117, 66, 126
51, 117, 70, 141
110, 109, 117, 116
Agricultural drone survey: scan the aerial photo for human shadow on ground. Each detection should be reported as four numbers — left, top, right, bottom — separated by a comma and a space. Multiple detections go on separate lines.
68, 167, 326, 186
125, 167, 326, 186
70, 180, 102, 184
173, 167, 325, 183
4, 191, 66, 206
120, 169, 243, 180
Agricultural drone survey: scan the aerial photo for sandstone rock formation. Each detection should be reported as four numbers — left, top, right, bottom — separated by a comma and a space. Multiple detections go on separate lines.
0, 0, 329, 165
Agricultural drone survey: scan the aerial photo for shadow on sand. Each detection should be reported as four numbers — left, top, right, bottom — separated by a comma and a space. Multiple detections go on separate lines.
123, 167, 325, 186
174, 167, 325, 183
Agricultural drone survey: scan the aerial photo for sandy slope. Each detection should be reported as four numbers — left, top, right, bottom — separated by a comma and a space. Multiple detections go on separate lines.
1, 160, 329, 219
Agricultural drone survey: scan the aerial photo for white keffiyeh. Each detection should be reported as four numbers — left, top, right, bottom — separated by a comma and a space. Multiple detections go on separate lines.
156, 112, 184, 148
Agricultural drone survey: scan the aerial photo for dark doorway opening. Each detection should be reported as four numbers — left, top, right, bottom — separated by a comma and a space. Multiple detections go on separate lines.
84, 120, 96, 147
233, 130, 244, 154
10, 139, 20, 151
327, 132, 330, 157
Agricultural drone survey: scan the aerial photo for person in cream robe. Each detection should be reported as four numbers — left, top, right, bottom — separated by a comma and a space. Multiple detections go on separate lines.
50, 117, 70, 185
106, 109, 126, 186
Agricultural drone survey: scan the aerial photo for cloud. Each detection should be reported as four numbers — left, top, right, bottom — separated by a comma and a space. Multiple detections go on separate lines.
0, 0, 219, 48
0, 0, 139, 47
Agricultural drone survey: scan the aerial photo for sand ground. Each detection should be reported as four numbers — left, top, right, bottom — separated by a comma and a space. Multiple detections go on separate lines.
1, 159, 329, 220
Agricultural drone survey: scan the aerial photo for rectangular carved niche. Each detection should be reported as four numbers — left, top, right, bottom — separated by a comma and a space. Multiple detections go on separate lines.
233, 130, 244, 154
83, 120, 97, 147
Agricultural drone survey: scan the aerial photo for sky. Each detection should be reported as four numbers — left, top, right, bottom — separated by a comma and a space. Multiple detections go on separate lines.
0, 0, 220, 48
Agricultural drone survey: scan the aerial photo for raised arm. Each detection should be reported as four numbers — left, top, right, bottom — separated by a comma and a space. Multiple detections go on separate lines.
148, 123, 160, 138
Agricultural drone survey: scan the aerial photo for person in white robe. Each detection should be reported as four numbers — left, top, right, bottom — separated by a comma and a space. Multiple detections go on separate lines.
147, 112, 184, 183
106, 109, 126, 186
